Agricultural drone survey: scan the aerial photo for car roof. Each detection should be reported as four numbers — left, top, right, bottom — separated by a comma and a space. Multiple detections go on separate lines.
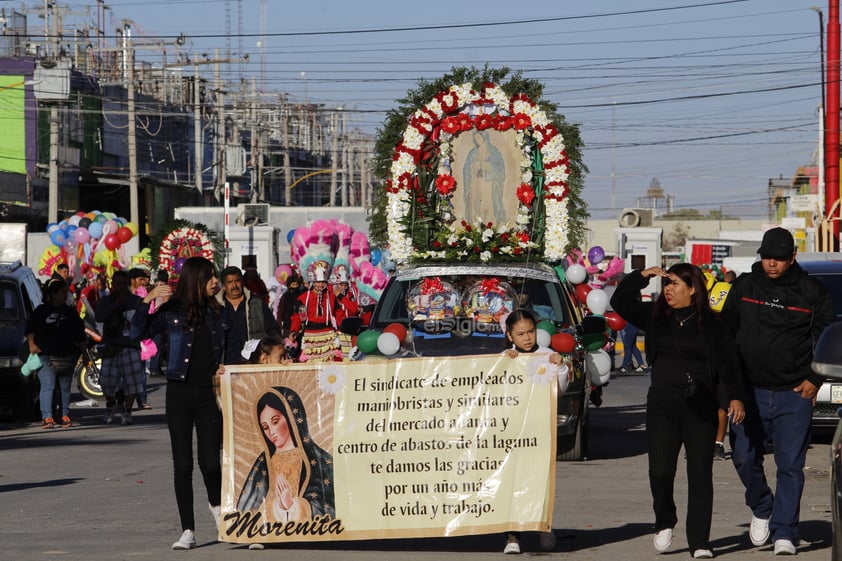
798, 260, 842, 274
394, 262, 559, 282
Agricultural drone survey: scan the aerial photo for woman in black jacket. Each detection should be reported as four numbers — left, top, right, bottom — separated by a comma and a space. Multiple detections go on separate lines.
610, 263, 745, 559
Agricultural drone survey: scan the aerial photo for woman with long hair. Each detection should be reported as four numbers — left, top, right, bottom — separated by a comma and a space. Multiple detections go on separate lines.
237, 385, 335, 522
610, 263, 745, 559
132, 257, 241, 550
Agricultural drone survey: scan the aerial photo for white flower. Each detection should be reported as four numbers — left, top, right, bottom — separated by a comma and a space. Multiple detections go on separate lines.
447, 235, 459, 245
482, 228, 494, 242
480, 250, 492, 262
500, 246, 513, 255
463, 238, 473, 248
521, 170, 533, 183
318, 366, 346, 394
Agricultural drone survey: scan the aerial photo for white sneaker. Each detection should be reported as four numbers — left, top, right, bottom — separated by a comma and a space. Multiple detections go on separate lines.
693, 549, 714, 559
503, 534, 521, 554
538, 531, 557, 551
654, 528, 672, 552
248, 543, 265, 550
172, 529, 196, 550
209, 504, 221, 528
750, 515, 770, 546
774, 539, 797, 555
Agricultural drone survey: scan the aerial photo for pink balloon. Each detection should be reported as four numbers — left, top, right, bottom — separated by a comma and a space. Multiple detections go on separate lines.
102, 220, 119, 237
73, 227, 90, 244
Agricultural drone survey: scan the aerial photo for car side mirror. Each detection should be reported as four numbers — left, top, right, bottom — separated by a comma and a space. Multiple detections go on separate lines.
813, 322, 842, 379
339, 317, 363, 336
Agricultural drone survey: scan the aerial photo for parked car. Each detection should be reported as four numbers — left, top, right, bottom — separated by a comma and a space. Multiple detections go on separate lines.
366, 262, 602, 461
0, 261, 44, 420
798, 260, 842, 428
811, 321, 842, 561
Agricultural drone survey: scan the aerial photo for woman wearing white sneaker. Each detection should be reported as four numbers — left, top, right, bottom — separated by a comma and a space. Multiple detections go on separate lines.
611, 265, 745, 559
132, 257, 240, 550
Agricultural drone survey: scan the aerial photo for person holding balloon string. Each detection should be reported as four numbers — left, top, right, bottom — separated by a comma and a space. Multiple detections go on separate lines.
610, 264, 745, 559
500, 308, 570, 554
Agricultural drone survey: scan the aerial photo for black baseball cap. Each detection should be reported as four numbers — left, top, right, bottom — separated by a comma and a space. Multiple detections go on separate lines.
757, 227, 795, 259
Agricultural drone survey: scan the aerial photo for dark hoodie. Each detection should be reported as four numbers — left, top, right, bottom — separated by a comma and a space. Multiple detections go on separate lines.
721, 260, 833, 390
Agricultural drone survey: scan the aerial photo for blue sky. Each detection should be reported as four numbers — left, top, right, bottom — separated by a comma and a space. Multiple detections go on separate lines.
95, 0, 825, 220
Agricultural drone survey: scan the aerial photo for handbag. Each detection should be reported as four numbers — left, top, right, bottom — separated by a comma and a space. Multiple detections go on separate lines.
21, 353, 42, 377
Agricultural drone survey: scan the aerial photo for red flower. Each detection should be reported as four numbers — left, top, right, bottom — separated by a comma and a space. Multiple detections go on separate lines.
396, 173, 413, 190
474, 114, 494, 131
474, 246, 482, 253
486, 222, 493, 229
460, 220, 469, 228
465, 224, 473, 232
501, 232, 510, 242
439, 91, 459, 113
513, 113, 532, 131
442, 116, 461, 135
491, 246, 500, 253
516, 183, 535, 206
435, 174, 457, 196
432, 240, 442, 249
513, 247, 523, 256
516, 231, 531, 244
494, 116, 513, 131
456, 113, 473, 132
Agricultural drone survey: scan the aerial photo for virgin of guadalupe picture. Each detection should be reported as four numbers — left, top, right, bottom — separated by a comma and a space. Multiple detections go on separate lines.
452, 128, 521, 224
237, 386, 335, 521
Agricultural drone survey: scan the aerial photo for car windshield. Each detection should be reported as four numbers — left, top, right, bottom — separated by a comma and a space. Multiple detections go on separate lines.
0, 281, 21, 322
371, 270, 576, 357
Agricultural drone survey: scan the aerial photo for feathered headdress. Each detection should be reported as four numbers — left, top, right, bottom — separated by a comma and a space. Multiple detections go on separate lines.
349, 231, 371, 275
355, 260, 389, 305
329, 221, 354, 284
291, 220, 338, 283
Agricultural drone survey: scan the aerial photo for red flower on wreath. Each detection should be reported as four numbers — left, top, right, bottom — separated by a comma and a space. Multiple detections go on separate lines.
494, 116, 513, 131
516, 231, 531, 244
456, 113, 473, 132
441, 116, 461, 135
513, 113, 532, 131
474, 114, 494, 131
516, 183, 536, 206
435, 174, 456, 196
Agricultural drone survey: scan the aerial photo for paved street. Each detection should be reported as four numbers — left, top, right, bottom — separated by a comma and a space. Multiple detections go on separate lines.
0, 371, 834, 561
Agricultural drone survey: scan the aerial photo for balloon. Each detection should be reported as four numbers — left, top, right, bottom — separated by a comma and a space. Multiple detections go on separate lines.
566, 263, 587, 285
575, 283, 592, 305
88, 221, 103, 239
50, 230, 66, 246
94, 214, 107, 224
537, 329, 551, 349
174, 257, 187, 274
103, 219, 119, 237
73, 227, 90, 244
116, 226, 133, 244
377, 332, 401, 355
537, 320, 556, 335
68, 215, 81, 226
582, 332, 606, 352
103, 233, 121, 251
125, 222, 139, 236
383, 322, 407, 342
587, 245, 605, 265
275, 264, 293, 283
551, 332, 576, 353
604, 311, 627, 332
64, 238, 78, 253
78, 217, 92, 229
586, 288, 609, 315
286, 229, 296, 244
357, 330, 380, 354
371, 248, 382, 266
64, 224, 77, 237
585, 349, 612, 386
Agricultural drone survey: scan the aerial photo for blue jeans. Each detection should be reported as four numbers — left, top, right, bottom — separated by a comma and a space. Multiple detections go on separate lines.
729, 386, 813, 542
37, 359, 72, 419
621, 324, 643, 368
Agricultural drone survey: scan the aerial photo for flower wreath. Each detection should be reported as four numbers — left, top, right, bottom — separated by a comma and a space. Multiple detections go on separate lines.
154, 220, 220, 276
386, 82, 570, 263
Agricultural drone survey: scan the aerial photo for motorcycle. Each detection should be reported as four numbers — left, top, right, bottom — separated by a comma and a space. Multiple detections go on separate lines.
74, 323, 103, 401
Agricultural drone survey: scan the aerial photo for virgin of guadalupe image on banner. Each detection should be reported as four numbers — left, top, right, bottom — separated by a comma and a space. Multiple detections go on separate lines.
451, 129, 522, 223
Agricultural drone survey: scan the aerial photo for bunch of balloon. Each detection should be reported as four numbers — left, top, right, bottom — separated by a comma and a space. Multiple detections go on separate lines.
355, 323, 408, 357
40, 211, 140, 280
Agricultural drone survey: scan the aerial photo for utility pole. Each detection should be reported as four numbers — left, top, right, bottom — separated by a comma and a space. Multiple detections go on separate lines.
282, 96, 293, 206
126, 36, 139, 227
194, 64, 202, 195
48, 105, 59, 223
215, 49, 226, 204
826, 0, 840, 249
329, 109, 339, 206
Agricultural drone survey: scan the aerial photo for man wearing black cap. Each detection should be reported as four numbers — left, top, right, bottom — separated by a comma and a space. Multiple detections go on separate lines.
721, 227, 833, 555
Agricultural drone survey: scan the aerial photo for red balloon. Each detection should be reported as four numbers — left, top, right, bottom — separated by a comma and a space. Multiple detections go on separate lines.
575, 283, 592, 305
551, 332, 576, 354
103, 233, 121, 250
116, 226, 133, 244
604, 311, 627, 332
383, 322, 407, 342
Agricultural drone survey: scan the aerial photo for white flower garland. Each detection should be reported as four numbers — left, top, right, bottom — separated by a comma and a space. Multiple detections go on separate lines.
387, 83, 570, 262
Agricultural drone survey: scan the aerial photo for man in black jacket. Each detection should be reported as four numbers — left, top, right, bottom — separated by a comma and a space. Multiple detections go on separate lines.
721, 227, 834, 555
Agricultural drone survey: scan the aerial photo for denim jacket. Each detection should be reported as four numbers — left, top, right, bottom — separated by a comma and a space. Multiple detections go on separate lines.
130, 301, 238, 382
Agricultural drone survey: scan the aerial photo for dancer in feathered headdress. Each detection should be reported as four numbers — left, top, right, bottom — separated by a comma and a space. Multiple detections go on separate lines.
348, 231, 389, 326
289, 220, 345, 362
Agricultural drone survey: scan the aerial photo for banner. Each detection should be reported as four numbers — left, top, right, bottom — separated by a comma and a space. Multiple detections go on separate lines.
219, 354, 557, 545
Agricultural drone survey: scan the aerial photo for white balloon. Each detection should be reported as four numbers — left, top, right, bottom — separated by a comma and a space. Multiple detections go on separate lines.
586, 288, 609, 315
377, 332, 401, 355
566, 264, 587, 285
585, 349, 612, 386
537, 329, 552, 349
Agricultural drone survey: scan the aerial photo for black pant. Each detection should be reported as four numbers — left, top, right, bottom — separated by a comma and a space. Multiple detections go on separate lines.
646, 387, 717, 551
166, 381, 222, 532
